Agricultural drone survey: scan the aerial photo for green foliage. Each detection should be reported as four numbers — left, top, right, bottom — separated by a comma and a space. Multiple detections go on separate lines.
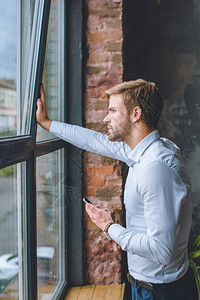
0, 166, 14, 177
189, 235, 200, 299
0, 130, 16, 137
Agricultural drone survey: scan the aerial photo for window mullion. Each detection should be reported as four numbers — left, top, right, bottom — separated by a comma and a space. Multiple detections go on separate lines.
0, 136, 34, 169
25, 153, 37, 300
66, 0, 84, 285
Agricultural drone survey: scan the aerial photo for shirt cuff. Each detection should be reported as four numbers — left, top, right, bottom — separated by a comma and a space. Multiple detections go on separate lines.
50, 120, 59, 133
108, 223, 126, 243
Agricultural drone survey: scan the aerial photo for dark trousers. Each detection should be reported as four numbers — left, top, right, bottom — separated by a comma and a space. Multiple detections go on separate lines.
131, 267, 198, 300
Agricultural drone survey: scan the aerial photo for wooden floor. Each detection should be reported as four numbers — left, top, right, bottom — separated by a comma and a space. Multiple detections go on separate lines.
0, 279, 125, 300
65, 283, 125, 300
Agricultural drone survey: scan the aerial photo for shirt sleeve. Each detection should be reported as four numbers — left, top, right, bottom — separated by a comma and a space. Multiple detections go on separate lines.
108, 161, 189, 265
50, 121, 131, 163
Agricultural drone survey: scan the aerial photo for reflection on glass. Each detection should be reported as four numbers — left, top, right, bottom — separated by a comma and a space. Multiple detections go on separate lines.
37, 0, 61, 142
36, 149, 65, 298
0, 0, 17, 137
0, 164, 23, 299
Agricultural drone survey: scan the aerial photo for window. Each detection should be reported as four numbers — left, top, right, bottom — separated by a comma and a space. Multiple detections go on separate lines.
37, 0, 64, 142
0, 163, 24, 299
0, 0, 84, 299
37, 149, 65, 298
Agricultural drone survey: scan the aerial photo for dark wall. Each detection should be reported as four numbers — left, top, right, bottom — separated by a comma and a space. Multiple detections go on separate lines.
123, 0, 200, 243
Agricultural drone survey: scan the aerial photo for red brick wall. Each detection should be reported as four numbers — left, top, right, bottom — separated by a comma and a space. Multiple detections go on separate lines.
83, 0, 124, 284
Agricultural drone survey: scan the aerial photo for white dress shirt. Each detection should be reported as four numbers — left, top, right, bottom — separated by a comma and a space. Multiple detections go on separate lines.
50, 121, 192, 284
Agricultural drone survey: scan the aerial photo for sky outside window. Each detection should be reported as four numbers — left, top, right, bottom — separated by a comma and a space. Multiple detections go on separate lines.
0, 0, 17, 83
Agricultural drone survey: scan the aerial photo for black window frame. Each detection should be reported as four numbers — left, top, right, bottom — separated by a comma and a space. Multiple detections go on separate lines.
0, 0, 84, 298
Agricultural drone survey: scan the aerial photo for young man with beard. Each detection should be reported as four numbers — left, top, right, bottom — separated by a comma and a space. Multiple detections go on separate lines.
36, 79, 198, 300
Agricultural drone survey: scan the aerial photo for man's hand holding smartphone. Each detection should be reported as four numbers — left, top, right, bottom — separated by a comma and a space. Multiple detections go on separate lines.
83, 197, 114, 232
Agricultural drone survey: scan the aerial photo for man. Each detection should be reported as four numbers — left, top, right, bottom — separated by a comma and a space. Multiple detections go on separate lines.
36, 79, 198, 300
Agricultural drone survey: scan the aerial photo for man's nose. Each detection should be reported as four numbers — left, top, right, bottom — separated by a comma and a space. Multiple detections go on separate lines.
103, 114, 110, 124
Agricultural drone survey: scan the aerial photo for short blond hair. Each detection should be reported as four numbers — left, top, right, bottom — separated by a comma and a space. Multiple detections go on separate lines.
105, 79, 163, 128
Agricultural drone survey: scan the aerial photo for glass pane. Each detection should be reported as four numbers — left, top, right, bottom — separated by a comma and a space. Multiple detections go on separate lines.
37, 0, 64, 142
0, 0, 17, 137
0, 0, 35, 137
0, 164, 24, 299
36, 149, 65, 299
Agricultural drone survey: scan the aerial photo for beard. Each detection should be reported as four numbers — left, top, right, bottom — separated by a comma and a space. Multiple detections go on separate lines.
107, 119, 132, 142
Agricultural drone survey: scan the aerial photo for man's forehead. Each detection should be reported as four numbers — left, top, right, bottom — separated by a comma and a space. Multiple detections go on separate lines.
109, 94, 123, 107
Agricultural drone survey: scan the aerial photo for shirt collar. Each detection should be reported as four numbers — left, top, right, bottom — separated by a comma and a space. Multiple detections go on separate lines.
127, 130, 160, 165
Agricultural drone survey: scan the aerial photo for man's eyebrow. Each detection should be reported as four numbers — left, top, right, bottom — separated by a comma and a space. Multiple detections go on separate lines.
108, 106, 116, 111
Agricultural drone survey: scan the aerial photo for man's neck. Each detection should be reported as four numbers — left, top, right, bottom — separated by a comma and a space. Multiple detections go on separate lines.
125, 124, 156, 150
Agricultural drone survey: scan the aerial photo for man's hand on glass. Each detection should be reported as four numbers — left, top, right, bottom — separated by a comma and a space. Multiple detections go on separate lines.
85, 203, 114, 231
36, 83, 52, 131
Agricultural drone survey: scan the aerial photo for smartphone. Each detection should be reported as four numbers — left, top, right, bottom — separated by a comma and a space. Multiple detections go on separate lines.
83, 197, 93, 204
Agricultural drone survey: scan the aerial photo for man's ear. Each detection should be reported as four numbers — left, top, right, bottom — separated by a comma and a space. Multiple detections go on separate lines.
131, 106, 142, 123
